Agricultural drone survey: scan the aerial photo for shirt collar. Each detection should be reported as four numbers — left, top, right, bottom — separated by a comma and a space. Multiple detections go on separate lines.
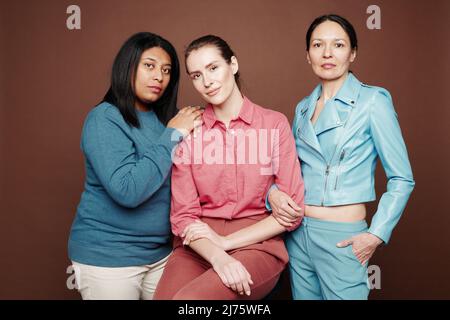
202, 95, 254, 129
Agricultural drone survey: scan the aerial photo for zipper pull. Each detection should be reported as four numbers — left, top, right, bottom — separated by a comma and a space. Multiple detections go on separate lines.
325, 165, 330, 176
339, 150, 345, 161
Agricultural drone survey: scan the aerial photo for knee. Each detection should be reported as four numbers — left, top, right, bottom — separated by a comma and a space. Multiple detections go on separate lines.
172, 287, 207, 300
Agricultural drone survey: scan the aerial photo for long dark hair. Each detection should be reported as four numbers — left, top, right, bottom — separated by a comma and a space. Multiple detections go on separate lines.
306, 14, 358, 51
102, 32, 180, 128
184, 35, 241, 90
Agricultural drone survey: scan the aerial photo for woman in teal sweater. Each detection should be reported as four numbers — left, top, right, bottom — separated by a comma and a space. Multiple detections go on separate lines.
68, 32, 203, 299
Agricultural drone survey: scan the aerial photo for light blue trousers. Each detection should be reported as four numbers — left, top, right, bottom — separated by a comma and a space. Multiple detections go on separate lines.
286, 217, 370, 300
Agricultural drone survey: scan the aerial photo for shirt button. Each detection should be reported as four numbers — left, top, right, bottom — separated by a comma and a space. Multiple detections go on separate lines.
230, 129, 235, 135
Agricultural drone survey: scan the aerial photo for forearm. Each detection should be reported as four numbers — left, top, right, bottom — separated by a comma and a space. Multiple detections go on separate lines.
188, 238, 228, 265
224, 215, 286, 251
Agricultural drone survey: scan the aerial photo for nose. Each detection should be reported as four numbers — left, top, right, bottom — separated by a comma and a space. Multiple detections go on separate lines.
323, 43, 332, 58
153, 68, 163, 82
202, 74, 212, 88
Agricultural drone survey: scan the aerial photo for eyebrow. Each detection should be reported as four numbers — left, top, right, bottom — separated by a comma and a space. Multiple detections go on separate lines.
142, 57, 172, 66
188, 60, 220, 75
312, 38, 347, 41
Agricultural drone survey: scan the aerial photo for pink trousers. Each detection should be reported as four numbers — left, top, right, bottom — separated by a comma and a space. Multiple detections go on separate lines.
154, 214, 288, 300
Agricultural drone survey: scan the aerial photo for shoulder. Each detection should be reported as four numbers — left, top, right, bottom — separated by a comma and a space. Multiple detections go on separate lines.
359, 83, 393, 104
253, 103, 289, 126
360, 84, 398, 120
85, 102, 127, 127
294, 96, 311, 116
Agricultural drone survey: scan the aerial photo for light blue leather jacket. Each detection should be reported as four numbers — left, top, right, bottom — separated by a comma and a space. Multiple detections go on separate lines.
269, 72, 414, 244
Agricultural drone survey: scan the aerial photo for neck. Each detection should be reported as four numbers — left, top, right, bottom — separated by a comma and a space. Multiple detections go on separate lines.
135, 100, 150, 112
320, 72, 349, 102
212, 85, 244, 128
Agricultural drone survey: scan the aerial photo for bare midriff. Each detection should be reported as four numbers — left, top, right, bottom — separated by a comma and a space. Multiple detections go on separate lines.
305, 203, 366, 222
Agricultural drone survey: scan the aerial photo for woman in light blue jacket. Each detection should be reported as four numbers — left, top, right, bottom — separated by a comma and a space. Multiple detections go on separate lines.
267, 14, 415, 299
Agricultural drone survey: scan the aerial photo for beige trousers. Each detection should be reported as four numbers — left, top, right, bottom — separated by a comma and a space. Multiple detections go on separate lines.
71, 254, 170, 300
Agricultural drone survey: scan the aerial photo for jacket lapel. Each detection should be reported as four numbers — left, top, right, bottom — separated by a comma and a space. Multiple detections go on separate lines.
296, 86, 323, 156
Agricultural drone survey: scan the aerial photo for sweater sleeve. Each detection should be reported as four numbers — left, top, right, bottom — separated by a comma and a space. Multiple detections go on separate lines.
81, 106, 183, 208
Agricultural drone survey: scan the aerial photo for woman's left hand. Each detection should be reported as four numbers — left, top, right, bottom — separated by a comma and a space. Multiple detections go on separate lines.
337, 232, 383, 266
182, 220, 229, 250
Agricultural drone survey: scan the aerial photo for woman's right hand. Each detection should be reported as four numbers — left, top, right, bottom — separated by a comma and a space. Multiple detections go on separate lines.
167, 106, 204, 137
211, 252, 254, 296
268, 188, 303, 228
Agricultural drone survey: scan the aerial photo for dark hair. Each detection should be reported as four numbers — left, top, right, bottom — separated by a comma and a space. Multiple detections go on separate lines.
306, 14, 358, 51
184, 35, 241, 89
102, 32, 180, 127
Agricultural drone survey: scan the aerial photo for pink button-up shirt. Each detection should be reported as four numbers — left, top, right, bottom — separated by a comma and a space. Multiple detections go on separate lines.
170, 96, 305, 236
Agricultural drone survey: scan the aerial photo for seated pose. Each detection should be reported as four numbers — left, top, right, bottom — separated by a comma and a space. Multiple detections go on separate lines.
67, 32, 203, 300
267, 14, 415, 300
154, 35, 304, 300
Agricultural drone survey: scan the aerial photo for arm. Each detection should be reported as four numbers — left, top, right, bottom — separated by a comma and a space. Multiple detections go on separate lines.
82, 107, 183, 208
170, 138, 202, 236
189, 239, 254, 296
224, 215, 285, 250
265, 102, 302, 214
367, 88, 415, 244
337, 89, 415, 265
263, 114, 305, 231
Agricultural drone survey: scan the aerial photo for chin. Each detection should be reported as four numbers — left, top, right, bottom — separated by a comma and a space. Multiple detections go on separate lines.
317, 71, 346, 82
204, 93, 226, 106
144, 94, 161, 103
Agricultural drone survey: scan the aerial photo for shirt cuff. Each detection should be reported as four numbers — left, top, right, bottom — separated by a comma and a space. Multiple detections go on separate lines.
172, 218, 199, 238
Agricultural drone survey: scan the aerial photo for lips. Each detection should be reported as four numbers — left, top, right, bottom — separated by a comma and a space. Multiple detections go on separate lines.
321, 63, 336, 69
148, 86, 162, 93
206, 87, 220, 97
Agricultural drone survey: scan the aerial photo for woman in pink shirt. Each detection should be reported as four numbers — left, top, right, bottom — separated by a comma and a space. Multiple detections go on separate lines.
154, 35, 304, 300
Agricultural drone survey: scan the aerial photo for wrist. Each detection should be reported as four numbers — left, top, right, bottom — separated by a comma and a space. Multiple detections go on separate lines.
210, 251, 228, 266
172, 127, 189, 138
368, 232, 383, 246
222, 235, 233, 251
268, 188, 277, 203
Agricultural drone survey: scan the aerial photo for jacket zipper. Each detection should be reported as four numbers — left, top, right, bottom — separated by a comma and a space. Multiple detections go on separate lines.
334, 150, 346, 190
301, 106, 354, 206
321, 165, 330, 206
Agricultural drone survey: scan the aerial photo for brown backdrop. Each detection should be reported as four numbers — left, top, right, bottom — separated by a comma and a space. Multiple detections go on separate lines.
1, 0, 449, 299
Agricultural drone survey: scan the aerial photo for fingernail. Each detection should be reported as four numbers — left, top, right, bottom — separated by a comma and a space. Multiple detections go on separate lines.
246, 291, 250, 296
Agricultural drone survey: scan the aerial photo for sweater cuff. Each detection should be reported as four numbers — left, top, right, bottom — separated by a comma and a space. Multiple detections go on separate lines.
160, 127, 184, 150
